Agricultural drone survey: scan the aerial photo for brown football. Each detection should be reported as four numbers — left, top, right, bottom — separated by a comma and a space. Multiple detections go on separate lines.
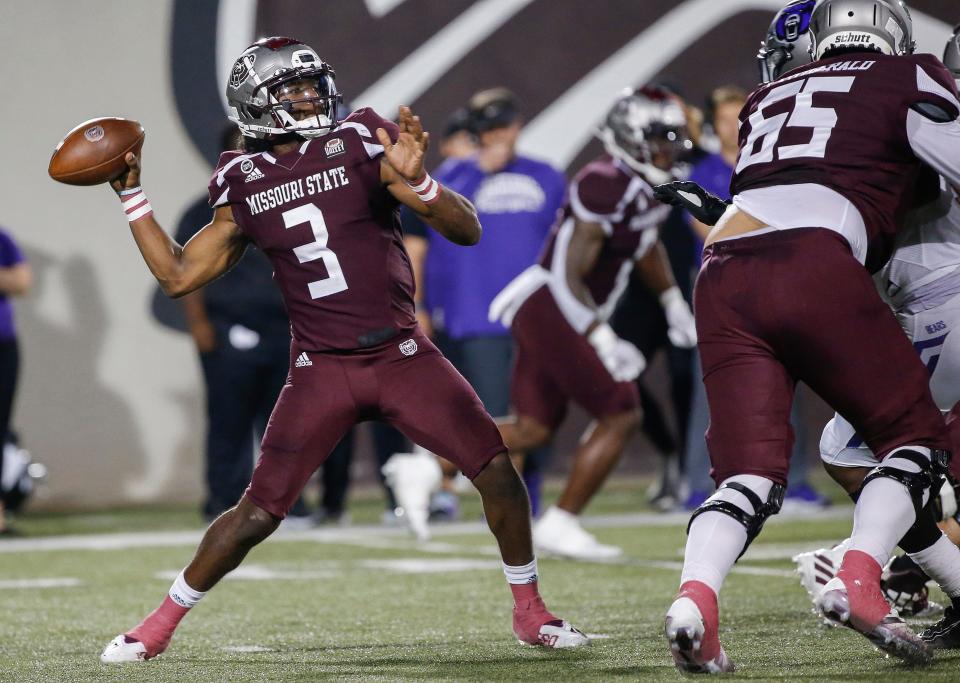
48, 117, 145, 186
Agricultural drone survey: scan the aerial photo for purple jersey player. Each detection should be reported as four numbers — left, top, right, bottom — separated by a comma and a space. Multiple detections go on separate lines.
490, 86, 696, 560
659, 0, 960, 671
99, 37, 587, 664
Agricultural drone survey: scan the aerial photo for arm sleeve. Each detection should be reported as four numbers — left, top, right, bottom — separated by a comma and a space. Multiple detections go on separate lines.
208, 151, 242, 208
339, 108, 400, 161
905, 58, 960, 186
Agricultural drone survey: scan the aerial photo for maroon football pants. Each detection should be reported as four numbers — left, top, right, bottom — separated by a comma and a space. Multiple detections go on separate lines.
246, 329, 505, 518
695, 228, 949, 486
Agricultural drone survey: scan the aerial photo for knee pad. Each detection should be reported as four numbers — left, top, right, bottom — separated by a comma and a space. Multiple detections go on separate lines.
857, 448, 951, 517
687, 475, 786, 559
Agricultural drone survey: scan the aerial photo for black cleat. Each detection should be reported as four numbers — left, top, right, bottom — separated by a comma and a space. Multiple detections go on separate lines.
920, 598, 960, 649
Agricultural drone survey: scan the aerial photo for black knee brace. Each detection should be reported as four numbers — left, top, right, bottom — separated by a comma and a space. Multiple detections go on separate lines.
687, 481, 786, 559
856, 449, 951, 518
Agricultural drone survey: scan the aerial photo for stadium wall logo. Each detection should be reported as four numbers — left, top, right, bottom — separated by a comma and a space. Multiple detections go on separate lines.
171, 0, 954, 169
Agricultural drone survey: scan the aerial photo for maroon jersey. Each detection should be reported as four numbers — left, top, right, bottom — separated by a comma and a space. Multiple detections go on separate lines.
731, 53, 959, 267
208, 108, 415, 351
538, 156, 668, 314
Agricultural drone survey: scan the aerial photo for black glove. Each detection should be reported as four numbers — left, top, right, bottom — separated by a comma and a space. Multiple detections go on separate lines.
652, 181, 730, 227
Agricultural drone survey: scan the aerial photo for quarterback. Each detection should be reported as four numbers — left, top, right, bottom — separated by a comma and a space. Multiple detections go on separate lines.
99, 37, 587, 663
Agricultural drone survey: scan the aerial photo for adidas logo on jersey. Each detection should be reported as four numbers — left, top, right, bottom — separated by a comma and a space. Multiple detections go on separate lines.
240, 158, 265, 182
295, 352, 313, 367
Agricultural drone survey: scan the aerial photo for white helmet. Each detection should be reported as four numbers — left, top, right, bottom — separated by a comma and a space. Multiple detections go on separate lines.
757, 1, 820, 83
226, 36, 342, 140
808, 0, 915, 60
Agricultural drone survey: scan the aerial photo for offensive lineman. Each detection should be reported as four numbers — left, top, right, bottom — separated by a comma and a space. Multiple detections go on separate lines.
488, 86, 697, 560
653, 0, 960, 671
99, 37, 588, 663
661, 5, 960, 653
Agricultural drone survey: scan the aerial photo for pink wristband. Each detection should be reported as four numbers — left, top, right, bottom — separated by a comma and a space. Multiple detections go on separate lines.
120, 186, 154, 222
406, 172, 442, 205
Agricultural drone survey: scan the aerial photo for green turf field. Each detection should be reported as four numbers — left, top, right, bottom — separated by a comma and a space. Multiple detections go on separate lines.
1, 484, 958, 682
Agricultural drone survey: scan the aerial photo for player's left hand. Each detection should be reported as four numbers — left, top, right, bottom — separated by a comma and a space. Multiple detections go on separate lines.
660, 287, 697, 348
653, 181, 728, 227
377, 106, 430, 182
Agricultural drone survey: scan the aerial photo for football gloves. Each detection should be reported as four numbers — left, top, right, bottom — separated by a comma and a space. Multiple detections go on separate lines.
653, 181, 729, 227
588, 323, 646, 382
660, 286, 697, 348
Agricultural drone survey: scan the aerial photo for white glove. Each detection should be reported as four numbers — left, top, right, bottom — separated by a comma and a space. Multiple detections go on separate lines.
660, 286, 697, 348
588, 323, 646, 382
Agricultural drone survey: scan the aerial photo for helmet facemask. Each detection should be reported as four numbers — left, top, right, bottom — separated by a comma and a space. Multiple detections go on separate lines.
262, 73, 341, 139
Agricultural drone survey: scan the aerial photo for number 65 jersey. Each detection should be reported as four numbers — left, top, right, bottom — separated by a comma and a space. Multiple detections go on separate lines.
730, 52, 960, 271
207, 108, 416, 352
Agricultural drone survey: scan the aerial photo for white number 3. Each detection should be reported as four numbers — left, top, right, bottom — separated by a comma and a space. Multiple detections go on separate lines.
282, 203, 349, 299
736, 76, 855, 173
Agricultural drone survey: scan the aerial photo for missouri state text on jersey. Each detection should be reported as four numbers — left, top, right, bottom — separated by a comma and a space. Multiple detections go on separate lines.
731, 52, 960, 269
208, 108, 417, 352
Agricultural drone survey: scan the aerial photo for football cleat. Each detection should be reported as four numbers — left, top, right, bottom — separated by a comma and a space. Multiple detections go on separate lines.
381, 448, 442, 542
920, 598, 960, 649
817, 576, 932, 664
794, 540, 848, 626
664, 588, 735, 674
515, 618, 590, 649
881, 554, 942, 619
533, 506, 622, 560
100, 635, 149, 664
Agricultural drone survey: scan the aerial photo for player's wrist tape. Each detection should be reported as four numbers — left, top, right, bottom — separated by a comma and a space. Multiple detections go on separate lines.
587, 322, 618, 354
406, 172, 442, 205
119, 186, 153, 222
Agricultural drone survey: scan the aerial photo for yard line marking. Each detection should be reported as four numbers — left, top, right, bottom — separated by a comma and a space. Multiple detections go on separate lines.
0, 577, 81, 589
0, 508, 852, 554
222, 645, 273, 653
360, 558, 501, 574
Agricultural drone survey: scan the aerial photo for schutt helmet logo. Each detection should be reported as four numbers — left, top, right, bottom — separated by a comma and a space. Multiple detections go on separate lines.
399, 339, 418, 356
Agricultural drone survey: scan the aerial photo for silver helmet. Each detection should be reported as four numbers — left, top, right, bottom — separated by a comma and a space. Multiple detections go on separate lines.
226, 36, 342, 140
809, 0, 915, 60
945, 25, 960, 84
758, 1, 819, 83
597, 86, 692, 184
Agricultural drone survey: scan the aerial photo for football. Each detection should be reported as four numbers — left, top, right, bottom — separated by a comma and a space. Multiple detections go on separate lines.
48, 117, 145, 186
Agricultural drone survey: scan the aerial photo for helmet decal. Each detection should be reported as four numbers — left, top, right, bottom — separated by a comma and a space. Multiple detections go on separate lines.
776, 0, 816, 41
230, 54, 255, 90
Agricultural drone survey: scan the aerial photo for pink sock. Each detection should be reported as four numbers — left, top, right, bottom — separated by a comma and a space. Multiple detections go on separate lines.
127, 596, 190, 658
836, 549, 888, 629
511, 583, 556, 620
677, 580, 720, 661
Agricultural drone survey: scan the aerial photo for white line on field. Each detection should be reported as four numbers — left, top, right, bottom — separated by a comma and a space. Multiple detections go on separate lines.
0, 508, 851, 555
0, 577, 81, 589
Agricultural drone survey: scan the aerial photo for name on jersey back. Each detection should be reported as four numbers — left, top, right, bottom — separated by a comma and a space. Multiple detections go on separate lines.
245, 166, 350, 216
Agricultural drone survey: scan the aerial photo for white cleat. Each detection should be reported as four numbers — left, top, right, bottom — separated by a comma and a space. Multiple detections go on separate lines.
517, 620, 590, 649
664, 597, 734, 674
793, 539, 848, 626
533, 506, 622, 561
381, 448, 442, 542
100, 634, 148, 664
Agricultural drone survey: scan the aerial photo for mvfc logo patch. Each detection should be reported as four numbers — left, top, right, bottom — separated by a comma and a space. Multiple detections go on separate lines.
325, 137, 345, 157
399, 339, 417, 356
